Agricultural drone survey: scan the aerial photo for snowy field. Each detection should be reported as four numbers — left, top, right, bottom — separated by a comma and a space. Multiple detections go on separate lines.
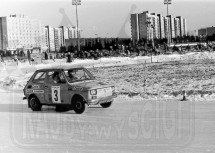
0, 52, 215, 152
1, 51, 215, 100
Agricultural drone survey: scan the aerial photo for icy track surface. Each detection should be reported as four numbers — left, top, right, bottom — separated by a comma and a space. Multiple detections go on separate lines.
0, 90, 215, 152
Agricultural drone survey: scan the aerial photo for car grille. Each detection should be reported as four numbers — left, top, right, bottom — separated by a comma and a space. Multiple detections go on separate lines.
97, 87, 112, 98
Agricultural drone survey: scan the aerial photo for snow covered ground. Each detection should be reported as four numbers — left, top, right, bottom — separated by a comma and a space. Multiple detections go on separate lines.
0, 91, 215, 152
1, 51, 215, 100
0, 52, 215, 152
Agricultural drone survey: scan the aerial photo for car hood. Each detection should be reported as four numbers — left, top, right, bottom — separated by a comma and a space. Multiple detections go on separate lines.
69, 80, 112, 90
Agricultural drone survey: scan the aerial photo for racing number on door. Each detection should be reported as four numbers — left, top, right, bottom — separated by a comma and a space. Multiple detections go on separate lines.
51, 86, 61, 103
54, 90, 58, 101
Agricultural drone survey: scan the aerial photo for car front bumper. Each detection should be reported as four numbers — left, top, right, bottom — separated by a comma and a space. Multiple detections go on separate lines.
87, 93, 117, 105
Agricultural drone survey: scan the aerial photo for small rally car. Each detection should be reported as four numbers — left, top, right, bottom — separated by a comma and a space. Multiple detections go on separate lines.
23, 66, 117, 114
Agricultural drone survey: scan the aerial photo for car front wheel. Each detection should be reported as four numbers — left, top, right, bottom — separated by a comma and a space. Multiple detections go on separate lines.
100, 101, 112, 108
73, 99, 86, 114
29, 96, 42, 111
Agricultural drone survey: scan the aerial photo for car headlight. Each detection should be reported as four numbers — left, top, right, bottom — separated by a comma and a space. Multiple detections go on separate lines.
90, 89, 97, 95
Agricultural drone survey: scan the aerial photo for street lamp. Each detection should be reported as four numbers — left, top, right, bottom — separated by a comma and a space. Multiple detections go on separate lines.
164, 0, 172, 46
72, 0, 81, 52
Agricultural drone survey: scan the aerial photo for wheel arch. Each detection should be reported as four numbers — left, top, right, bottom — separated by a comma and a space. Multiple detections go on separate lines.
71, 94, 86, 104
28, 94, 39, 107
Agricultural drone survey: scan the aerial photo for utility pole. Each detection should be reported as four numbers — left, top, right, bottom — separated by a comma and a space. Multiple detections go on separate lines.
164, 0, 172, 46
72, 0, 81, 52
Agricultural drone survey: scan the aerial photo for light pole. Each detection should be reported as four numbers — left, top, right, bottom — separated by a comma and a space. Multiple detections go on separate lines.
72, 0, 81, 52
164, 0, 172, 46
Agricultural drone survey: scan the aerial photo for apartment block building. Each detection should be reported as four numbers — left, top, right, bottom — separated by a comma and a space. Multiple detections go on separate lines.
137, 12, 148, 40
130, 14, 139, 43
176, 16, 187, 37
198, 26, 215, 36
163, 16, 169, 39
174, 18, 180, 37
167, 15, 175, 40
45, 26, 81, 52
134, 11, 159, 41
45, 25, 55, 52
130, 11, 187, 43
0, 14, 46, 51
54, 28, 61, 52
149, 13, 159, 39
183, 18, 187, 36
0, 14, 82, 52
157, 14, 165, 39
59, 26, 69, 46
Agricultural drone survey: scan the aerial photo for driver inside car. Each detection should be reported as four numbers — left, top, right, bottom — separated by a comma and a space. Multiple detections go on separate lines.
52, 72, 63, 84
67, 70, 78, 82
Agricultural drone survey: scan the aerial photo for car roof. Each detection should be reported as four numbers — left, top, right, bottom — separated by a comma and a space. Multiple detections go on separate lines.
36, 65, 85, 72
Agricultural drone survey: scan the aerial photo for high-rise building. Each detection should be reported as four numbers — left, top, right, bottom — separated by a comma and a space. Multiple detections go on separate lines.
163, 16, 169, 39
183, 18, 187, 36
68, 26, 81, 39
137, 12, 148, 40
54, 28, 61, 52
130, 14, 139, 43
150, 13, 159, 39
0, 14, 46, 51
176, 16, 187, 37
135, 11, 157, 41
58, 26, 81, 48
174, 18, 180, 37
0, 17, 7, 50
167, 15, 175, 40
68, 27, 75, 39
130, 11, 187, 43
59, 26, 69, 46
0, 14, 83, 52
45, 25, 55, 52
157, 14, 165, 39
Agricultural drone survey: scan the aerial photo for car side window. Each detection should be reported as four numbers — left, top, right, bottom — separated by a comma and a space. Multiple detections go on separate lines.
47, 71, 54, 81
47, 71, 66, 84
33, 72, 46, 84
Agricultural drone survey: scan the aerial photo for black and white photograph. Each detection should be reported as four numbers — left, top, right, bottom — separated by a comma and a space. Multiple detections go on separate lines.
0, 0, 214, 152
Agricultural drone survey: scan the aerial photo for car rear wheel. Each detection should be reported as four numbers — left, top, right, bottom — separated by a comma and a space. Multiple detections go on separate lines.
100, 101, 112, 108
29, 96, 42, 111
73, 99, 86, 114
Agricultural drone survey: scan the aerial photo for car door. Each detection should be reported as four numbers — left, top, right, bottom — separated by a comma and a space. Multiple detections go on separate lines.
44, 70, 69, 105
29, 71, 47, 104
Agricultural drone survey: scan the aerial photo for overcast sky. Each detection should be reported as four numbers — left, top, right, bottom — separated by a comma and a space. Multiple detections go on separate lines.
1, 0, 215, 38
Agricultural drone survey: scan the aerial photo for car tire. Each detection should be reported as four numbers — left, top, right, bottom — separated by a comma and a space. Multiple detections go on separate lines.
29, 96, 42, 111
73, 99, 86, 114
100, 101, 112, 108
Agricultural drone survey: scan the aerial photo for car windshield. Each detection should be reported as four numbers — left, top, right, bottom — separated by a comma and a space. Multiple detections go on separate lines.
64, 68, 95, 83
